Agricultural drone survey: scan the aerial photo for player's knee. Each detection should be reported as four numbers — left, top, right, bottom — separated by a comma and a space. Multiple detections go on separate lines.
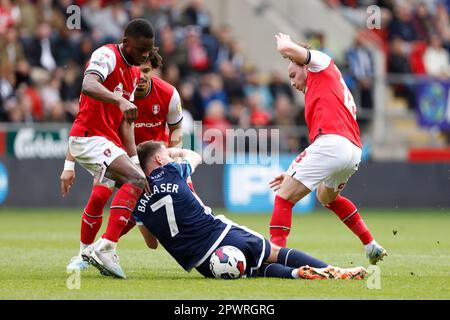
316, 191, 327, 206
316, 190, 337, 206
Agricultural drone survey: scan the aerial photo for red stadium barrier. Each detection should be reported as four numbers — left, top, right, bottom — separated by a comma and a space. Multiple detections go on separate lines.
408, 148, 450, 163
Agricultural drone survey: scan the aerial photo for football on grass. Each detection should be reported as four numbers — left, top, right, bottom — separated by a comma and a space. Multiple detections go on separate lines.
209, 246, 247, 279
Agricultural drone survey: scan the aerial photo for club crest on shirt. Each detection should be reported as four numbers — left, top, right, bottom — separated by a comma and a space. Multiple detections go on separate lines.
104, 149, 111, 157
113, 83, 123, 97
152, 104, 160, 115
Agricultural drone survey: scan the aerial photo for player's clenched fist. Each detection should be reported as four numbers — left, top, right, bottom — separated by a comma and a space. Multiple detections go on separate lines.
275, 33, 294, 57
119, 98, 138, 121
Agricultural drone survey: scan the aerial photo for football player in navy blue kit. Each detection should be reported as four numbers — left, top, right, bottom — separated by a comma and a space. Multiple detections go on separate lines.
133, 141, 368, 280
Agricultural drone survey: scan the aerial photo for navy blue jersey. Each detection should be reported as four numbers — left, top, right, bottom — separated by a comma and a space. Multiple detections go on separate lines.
133, 160, 231, 271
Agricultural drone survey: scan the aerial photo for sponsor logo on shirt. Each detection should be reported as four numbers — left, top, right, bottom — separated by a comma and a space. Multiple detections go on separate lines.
135, 122, 162, 128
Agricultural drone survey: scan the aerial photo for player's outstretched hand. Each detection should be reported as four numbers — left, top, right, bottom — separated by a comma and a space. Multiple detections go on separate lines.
119, 98, 138, 122
60, 170, 75, 197
269, 172, 287, 192
275, 33, 293, 57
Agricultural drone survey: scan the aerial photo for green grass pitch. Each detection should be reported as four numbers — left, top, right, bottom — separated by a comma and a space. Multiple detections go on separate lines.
0, 208, 448, 299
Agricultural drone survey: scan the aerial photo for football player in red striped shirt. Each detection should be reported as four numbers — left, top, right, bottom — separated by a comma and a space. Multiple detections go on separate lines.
62, 46, 188, 277
269, 33, 387, 265
61, 19, 155, 278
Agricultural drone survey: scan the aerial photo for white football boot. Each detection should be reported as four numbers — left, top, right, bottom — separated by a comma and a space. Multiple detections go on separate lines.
365, 240, 388, 265
82, 239, 126, 279
67, 255, 89, 271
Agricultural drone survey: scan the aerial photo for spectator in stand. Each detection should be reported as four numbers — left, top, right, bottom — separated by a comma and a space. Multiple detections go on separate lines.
142, 0, 167, 30
410, 41, 428, 75
388, 3, 417, 42
185, 25, 211, 73
203, 99, 231, 152
73, 35, 94, 66
423, 33, 450, 80
15, 0, 38, 39
244, 68, 273, 110
159, 24, 189, 76
273, 94, 301, 153
160, 0, 184, 31
81, 0, 129, 42
213, 24, 234, 70
0, 27, 25, 76
346, 32, 375, 110
218, 60, 245, 102
228, 97, 250, 128
268, 69, 294, 103
273, 95, 295, 127
179, 80, 204, 121
412, 2, 435, 41
24, 22, 57, 72
0, 0, 19, 34
198, 73, 228, 110
229, 39, 245, 71
247, 92, 272, 127
60, 61, 83, 118
182, 0, 211, 34
52, 27, 77, 66
40, 77, 62, 120
162, 63, 182, 89
388, 37, 416, 110
434, 2, 450, 53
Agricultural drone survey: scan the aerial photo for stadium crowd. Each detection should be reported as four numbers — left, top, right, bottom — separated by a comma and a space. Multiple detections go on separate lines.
0, 0, 305, 149
2, 0, 449, 148
326, 0, 450, 108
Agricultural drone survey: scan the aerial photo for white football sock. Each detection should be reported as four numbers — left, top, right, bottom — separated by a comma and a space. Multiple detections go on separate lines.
364, 239, 378, 251
97, 238, 117, 251
79, 242, 89, 255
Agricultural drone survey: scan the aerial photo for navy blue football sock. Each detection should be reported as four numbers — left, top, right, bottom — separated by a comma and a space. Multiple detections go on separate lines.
258, 263, 296, 279
277, 248, 328, 268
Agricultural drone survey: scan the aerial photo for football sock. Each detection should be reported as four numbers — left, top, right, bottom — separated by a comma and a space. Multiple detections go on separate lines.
364, 239, 379, 251
258, 263, 296, 279
80, 185, 112, 246
119, 215, 136, 237
79, 242, 89, 255
97, 237, 117, 251
277, 247, 328, 268
269, 195, 295, 247
326, 195, 374, 245
103, 183, 142, 243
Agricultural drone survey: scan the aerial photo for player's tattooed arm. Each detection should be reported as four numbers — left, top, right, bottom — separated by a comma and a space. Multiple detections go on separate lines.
275, 33, 309, 65
82, 73, 138, 121
138, 225, 158, 249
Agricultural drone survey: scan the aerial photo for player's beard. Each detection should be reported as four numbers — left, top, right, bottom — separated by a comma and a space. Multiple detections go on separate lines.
134, 84, 149, 98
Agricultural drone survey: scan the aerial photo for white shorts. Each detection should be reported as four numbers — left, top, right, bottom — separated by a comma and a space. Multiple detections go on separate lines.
286, 134, 362, 192
68, 136, 126, 187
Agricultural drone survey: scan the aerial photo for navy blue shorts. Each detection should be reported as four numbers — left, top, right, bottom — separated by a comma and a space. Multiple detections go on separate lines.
196, 225, 271, 278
